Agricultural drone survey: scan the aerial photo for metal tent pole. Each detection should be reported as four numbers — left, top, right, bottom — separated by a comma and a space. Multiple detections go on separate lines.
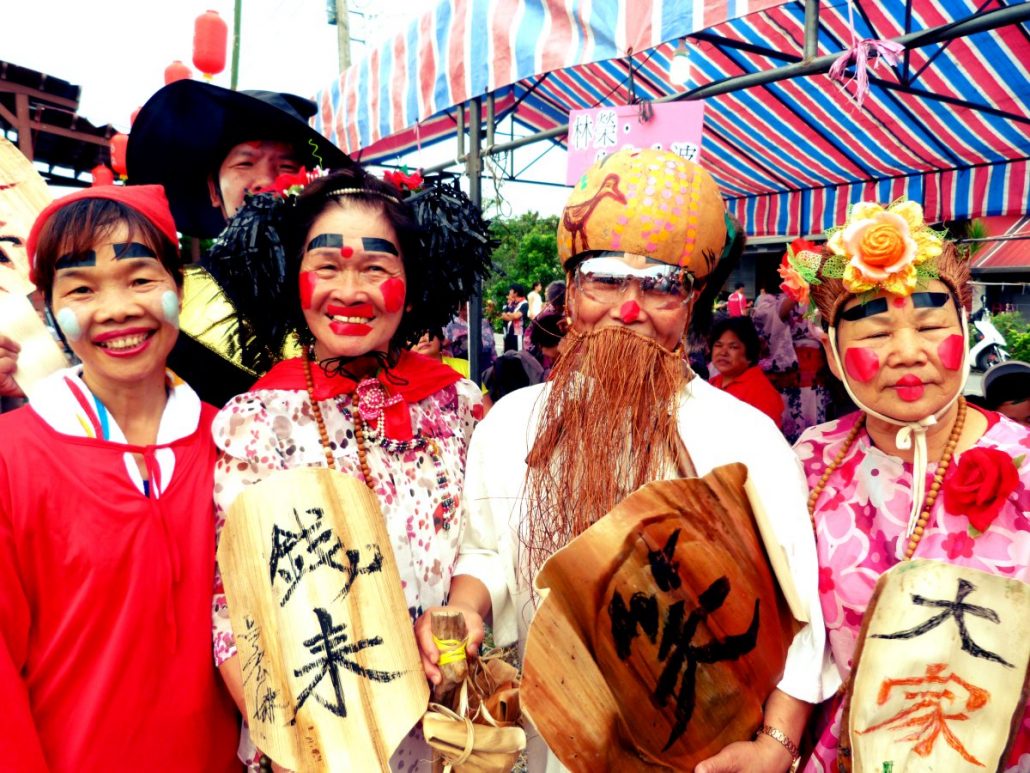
467, 96, 484, 382
803, 0, 820, 60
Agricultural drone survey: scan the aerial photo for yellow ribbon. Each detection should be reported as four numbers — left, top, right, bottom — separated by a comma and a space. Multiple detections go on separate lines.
432, 635, 468, 666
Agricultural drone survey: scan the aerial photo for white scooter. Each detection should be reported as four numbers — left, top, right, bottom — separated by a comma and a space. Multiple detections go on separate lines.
969, 306, 1010, 371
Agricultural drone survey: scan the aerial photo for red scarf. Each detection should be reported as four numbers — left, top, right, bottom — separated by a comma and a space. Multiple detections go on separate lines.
252, 350, 463, 441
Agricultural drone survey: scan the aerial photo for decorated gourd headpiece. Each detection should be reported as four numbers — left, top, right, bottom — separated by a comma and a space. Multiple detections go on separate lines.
557, 148, 730, 281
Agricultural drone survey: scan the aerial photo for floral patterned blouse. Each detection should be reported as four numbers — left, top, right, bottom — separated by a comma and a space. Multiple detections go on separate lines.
795, 409, 1030, 772
211, 375, 483, 770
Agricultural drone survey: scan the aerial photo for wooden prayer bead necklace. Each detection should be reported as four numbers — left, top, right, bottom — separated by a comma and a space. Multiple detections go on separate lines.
807, 396, 968, 560
304, 354, 376, 492
303, 355, 457, 521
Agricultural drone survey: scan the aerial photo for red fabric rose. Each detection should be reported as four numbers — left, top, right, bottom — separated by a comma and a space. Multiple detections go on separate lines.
942, 447, 1020, 534
383, 168, 423, 192
252, 167, 311, 197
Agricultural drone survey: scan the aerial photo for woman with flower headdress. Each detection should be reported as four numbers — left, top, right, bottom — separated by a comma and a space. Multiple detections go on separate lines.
786, 200, 1030, 770
208, 167, 492, 770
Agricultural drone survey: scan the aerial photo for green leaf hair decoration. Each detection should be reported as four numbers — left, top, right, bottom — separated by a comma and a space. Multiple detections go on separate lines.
915, 260, 939, 283
820, 254, 849, 280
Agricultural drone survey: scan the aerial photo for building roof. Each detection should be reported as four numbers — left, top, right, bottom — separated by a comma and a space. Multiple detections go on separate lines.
0, 60, 115, 186
972, 215, 1030, 273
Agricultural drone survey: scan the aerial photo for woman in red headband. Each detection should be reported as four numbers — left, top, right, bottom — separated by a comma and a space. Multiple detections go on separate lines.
0, 185, 238, 770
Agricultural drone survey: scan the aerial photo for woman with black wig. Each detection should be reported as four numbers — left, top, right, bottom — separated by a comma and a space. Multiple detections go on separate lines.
209, 168, 492, 770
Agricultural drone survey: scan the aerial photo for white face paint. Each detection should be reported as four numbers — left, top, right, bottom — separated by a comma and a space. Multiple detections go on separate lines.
56, 306, 82, 341
161, 289, 180, 329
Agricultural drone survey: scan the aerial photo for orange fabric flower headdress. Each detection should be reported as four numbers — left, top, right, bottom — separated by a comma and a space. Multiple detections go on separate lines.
823, 199, 945, 297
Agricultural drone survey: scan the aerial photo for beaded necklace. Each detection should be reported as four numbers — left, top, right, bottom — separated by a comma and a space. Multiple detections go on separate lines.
302, 355, 457, 519
304, 354, 369, 481
807, 396, 968, 560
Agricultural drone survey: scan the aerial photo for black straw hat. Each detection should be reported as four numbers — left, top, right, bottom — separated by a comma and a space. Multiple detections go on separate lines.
127, 80, 356, 238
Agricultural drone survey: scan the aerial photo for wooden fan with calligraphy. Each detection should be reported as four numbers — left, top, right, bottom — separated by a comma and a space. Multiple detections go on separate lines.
217, 467, 429, 772
842, 560, 1030, 773
0, 137, 49, 295
521, 463, 800, 771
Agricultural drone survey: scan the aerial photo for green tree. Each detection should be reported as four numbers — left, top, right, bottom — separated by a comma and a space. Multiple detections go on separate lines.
485, 212, 563, 330
992, 311, 1030, 362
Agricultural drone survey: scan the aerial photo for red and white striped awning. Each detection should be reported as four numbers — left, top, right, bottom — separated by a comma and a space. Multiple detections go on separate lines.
313, 0, 1030, 237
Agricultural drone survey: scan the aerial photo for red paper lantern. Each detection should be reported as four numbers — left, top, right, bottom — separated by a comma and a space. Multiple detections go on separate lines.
109, 133, 129, 177
164, 60, 193, 85
193, 10, 228, 77
91, 165, 115, 187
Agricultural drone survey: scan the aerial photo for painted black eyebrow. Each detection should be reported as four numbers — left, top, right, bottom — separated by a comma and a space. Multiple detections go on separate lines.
56, 251, 97, 270
112, 242, 157, 260
911, 291, 949, 309
362, 237, 399, 255
839, 297, 888, 322
307, 233, 344, 251
0, 235, 22, 244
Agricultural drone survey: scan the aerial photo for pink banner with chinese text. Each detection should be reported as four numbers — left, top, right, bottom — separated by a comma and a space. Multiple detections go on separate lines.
566, 102, 706, 185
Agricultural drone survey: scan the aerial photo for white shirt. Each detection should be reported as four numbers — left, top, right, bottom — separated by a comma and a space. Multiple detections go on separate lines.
454, 377, 840, 770
30, 366, 202, 497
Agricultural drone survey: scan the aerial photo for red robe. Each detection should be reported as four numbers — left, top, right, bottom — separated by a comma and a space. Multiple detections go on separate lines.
0, 404, 238, 771
711, 365, 785, 428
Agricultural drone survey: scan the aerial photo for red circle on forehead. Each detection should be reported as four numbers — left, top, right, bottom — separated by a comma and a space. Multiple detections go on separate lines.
340, 246, 353, 258
891, 296, 907, 308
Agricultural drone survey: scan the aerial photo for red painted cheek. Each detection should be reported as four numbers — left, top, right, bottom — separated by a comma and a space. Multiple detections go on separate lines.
380, 277, 406, 313
299, 271, 318, 310
938, 334, 964, 371
620, 300, 641, 324
844, 347, 880, 383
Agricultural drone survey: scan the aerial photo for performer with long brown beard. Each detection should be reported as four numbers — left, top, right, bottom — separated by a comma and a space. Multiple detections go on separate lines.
415, 149, 837, 772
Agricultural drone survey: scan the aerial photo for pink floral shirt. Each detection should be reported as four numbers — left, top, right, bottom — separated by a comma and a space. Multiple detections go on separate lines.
795, 409, 1030, 772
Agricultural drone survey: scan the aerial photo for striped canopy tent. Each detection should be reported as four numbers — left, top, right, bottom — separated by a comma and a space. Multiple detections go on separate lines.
313, 0, 1030, 239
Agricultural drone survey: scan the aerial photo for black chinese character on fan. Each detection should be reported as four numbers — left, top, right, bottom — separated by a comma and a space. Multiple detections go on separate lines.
609, 530, 760, 751
872, 577, 1014, 668
292, 607, 403, 720
268, 506, 383, 606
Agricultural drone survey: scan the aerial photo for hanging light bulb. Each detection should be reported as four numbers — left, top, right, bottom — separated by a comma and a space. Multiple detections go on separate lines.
670, 40, 691, 83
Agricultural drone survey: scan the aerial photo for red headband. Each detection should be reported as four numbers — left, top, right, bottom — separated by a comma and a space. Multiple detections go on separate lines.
27, 184, 179, 281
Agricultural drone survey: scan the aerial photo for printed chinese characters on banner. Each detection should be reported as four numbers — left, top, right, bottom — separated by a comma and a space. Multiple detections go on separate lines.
566, 102, 706, 185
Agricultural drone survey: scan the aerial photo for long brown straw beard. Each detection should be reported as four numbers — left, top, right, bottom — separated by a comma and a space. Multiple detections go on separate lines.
523, 325, 687, 585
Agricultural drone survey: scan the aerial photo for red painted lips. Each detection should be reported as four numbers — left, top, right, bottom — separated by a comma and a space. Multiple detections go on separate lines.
895, 374, 925, 402
327, 303, 375, 337
92, 327, 156, 357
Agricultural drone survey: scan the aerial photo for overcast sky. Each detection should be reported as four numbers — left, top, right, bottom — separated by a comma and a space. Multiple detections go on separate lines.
4, 0, 570, 216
